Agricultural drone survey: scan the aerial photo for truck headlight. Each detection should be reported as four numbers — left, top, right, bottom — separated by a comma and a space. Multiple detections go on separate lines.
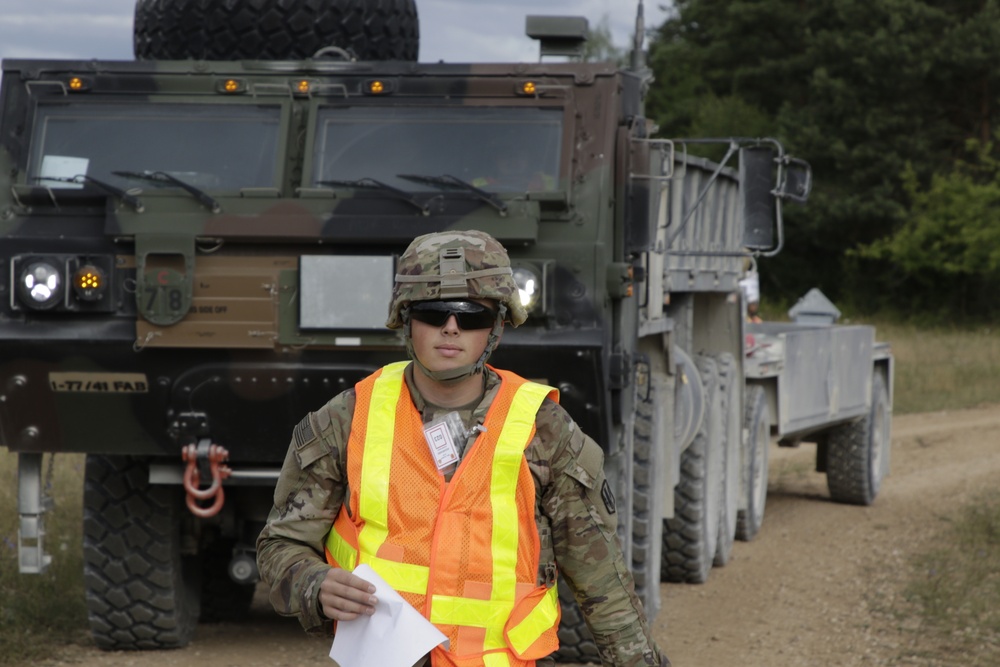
513, 266, 541, 310
17, 260, 64, 310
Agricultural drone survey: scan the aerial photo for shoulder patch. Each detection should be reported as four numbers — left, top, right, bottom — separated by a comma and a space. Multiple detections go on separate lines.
601, 479, 617, 515
293, 414, 316, 450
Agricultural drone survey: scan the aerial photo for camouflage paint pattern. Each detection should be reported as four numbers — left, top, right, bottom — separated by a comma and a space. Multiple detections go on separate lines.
0, 56, 636, 461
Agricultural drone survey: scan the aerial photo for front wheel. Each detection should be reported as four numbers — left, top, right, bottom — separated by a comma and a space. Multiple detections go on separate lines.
83, 455, 199, 650
826, 370, 891, 505
553, 369, 667, 662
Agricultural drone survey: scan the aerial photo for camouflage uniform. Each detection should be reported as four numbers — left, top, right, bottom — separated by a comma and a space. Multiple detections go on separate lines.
257, 230, 667, 666
257, 364, 667, 667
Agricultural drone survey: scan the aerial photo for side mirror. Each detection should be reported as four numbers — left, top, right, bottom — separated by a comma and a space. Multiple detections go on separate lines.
740, 147, 776, 251
777, 156, 811, 204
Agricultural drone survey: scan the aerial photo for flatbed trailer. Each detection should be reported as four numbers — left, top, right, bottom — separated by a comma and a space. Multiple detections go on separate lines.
743, 317, 893, 507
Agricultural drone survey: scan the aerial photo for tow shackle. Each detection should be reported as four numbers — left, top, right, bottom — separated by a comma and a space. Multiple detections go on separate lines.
181, 441, 232, 518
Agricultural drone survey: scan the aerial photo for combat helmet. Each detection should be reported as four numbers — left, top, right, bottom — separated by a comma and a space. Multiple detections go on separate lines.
388, 229, 526, 382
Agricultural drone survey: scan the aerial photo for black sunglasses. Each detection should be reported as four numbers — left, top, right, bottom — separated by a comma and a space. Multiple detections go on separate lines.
408, 300, 498, 330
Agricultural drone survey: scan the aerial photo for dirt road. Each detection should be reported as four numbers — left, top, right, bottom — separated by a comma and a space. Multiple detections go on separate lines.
34, 403, 1000, 667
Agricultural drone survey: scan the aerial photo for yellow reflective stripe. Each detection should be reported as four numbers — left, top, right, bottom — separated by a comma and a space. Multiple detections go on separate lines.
430, 594, 511, 628
484, 652, 512, 667
325, 528, 357, 571
490, 381, 553, 606
359, 553, 429, 595
507, 584, 560, 655
357, 362, 407, 568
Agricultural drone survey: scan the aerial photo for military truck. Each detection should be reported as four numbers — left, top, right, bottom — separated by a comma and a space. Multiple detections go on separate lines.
0, 0, 892, 661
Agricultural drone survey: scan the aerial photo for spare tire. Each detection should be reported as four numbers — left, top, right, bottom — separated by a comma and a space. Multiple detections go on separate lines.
134, 0, 419, 61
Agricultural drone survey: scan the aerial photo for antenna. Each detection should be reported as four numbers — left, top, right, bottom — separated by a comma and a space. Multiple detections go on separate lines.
630, 0, 646, 73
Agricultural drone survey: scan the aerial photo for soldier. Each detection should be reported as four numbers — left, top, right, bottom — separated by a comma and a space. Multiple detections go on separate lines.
739, 269, 763, 324
257, 229, 669, 667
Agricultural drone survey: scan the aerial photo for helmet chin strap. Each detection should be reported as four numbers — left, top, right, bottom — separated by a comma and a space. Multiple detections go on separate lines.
403, 304, 507, 384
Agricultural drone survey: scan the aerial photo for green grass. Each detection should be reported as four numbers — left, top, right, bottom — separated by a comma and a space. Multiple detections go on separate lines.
872, 322, 1000, 414
0, 453, 89, 665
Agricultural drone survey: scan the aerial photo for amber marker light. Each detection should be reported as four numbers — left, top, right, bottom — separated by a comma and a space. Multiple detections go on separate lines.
217, 78, 247, 94
66, 76, 91, 92
521, 81, 537, 95
72, 264, 106, 302
363, 79, 393, 95
296, 79, 311, 94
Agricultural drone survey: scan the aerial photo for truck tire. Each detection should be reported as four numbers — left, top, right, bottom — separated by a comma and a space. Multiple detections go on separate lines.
736, 384, 770, 541
134, 0, 420, 62
83, 455, 199, 649
712, 353, 739, 567
553, 370, 667, 663
553, 583, 600, 663
826, 370, 891, 505
198, 538, 255, 623
630, 370, 666, 619
661, 356, 724, 584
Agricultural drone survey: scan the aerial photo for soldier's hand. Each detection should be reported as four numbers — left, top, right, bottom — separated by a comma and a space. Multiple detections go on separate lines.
319, 567, 378, 621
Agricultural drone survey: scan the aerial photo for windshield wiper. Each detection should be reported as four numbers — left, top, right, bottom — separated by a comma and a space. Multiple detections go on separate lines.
113, 170, 221, 214
317, 178, 430, 216
33, 174, 145, 212
397, 174, 508, 216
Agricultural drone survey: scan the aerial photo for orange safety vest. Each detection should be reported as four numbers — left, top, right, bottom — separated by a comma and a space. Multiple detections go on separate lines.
325, 361, 561, 667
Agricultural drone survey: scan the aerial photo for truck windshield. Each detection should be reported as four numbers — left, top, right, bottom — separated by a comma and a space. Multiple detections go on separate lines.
310, 107, 562, 193
27, 103, 281, 191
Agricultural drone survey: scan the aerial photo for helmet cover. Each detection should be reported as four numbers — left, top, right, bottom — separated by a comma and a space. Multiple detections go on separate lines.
386, 229, 527, 328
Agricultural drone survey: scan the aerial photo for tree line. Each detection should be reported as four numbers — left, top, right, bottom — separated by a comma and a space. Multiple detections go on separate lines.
641, 0, 1000, 322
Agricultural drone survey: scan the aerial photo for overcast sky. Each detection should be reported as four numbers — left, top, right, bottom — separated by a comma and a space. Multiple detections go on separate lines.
0, 1, 671, 64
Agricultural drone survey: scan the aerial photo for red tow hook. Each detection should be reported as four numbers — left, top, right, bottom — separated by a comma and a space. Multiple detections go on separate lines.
182, 442, 232, 518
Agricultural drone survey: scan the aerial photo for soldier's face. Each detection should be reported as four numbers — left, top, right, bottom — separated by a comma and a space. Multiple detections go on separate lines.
409, 298, 497, 374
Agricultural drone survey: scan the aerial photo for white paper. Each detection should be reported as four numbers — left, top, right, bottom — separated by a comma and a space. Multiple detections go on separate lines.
329, 563, 449, 667
38, 155, 89, 189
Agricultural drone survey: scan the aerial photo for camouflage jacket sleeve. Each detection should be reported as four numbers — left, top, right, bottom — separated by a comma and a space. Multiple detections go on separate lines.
255, 389, 355, 635
530, 399, 668, 667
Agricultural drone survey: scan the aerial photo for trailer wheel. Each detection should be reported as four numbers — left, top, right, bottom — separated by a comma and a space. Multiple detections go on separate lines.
713, 353, 739, 567
736, 384, 770, 541
826, 370, 891, 505
198, 538, 255, 623
134, 0, 420, 61
662, 356, 724, 584
83, 455, 199, 650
